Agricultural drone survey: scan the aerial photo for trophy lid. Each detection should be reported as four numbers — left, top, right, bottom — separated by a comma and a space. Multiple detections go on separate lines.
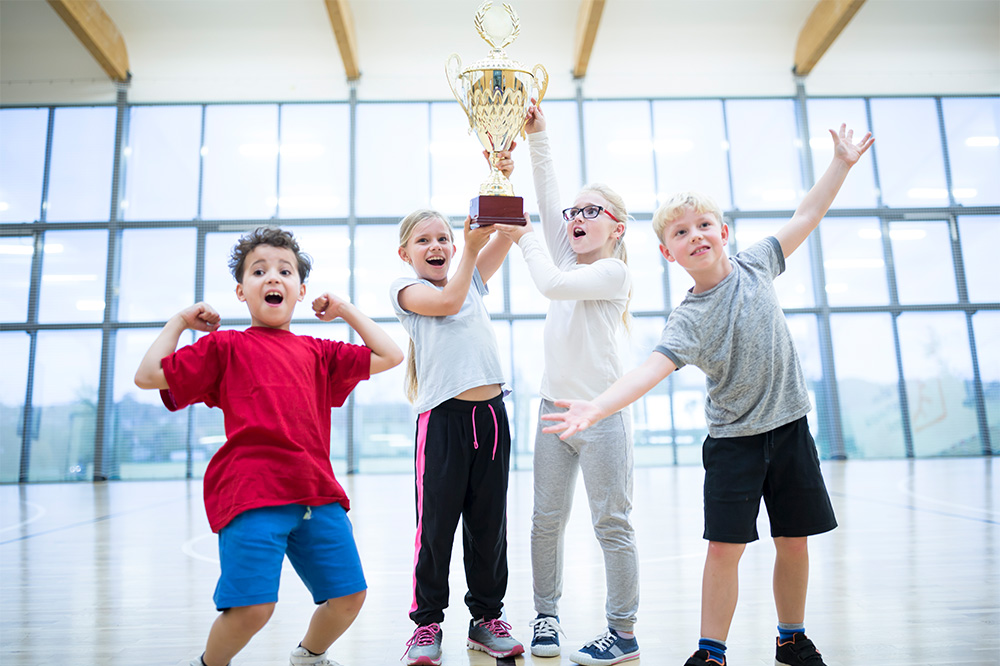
463, 2, 531, 75
475, 2, 519, 50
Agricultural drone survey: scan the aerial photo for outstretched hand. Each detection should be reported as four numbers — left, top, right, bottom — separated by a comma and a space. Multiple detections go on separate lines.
830, 123, 874, 168
178, 302, 220, 332
525, 100, 546, 134
312, 292, 348, 321
494, 213, 533, 243
540, 399, 602, 440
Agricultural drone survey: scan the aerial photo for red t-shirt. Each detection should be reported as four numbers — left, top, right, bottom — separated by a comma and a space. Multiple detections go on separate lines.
160, 327, 371, 532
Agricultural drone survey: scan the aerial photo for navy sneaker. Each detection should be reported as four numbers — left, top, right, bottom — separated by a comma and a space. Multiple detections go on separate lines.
529, 614, 564, 657
684, 649, 725, 665
569, 629, 639, 666
775, 632, 827, 665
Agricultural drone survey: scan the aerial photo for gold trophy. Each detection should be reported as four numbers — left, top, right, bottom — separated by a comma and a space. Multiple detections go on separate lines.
446, 1, 548, 225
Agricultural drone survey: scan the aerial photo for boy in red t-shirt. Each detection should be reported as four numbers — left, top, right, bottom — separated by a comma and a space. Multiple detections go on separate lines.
135, 227, 403, 666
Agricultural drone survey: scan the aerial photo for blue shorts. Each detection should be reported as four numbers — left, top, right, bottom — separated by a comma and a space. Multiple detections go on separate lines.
214, 503, 367, 610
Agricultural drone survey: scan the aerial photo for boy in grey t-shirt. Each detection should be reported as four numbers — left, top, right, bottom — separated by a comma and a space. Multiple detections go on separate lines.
542, 124, 873, 666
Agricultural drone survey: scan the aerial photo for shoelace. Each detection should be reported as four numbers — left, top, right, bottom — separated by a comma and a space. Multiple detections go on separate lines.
403, 623, 441, 657
479, 617, 514, 637
529, 616, 564, 640
584, 630, 618, 652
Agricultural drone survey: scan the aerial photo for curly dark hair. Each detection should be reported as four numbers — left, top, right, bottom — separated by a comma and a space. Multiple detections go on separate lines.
228, 227, 312, 284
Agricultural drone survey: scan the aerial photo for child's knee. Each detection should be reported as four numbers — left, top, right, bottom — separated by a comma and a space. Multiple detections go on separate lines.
326, 589, 366, 617
225, 602, 275, 633
773, 536, 808, 557
706, 540, 746, 563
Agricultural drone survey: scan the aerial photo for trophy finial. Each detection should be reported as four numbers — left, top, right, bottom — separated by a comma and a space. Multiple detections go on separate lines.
474, 1, 520, 51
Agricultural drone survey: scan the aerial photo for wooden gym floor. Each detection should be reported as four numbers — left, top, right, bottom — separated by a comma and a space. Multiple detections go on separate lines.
1, 457, 998, 665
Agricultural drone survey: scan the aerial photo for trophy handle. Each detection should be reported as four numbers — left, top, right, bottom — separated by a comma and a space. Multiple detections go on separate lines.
520, 63, 549, 140
531, 63, 549, 105
445, 53, 473, 128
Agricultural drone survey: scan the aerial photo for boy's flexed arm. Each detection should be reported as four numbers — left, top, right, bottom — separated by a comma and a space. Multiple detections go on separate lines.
313, 293, 404, 375
775, 123, 874, 258
542, 351, 677, 440
134, 303, 220, 390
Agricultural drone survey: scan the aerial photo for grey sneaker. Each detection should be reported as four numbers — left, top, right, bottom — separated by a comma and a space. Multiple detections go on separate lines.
529, 614, 564, 657
404, 623, 443, 666
467, 617, 525, 658
289, 645, 344, 666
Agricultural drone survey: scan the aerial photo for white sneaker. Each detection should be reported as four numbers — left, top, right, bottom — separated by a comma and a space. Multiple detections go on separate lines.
289, 645, 344, 666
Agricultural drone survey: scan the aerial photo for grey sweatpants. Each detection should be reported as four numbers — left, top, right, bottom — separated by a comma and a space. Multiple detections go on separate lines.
531, 399, 639, 632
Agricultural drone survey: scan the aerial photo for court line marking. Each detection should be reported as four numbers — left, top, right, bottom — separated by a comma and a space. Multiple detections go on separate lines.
0, 501, 47, 533
181, 532, 219, 564
895, 476, 999, 520
0, 495, 191, 546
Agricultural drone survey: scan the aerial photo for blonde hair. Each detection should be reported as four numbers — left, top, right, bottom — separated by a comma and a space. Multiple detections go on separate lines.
652, 191, 725, 243
398, 209, 454, 404
579, 183, 632, 331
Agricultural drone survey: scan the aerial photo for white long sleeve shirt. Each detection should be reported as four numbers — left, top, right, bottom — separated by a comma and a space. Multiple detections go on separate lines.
521, 130, 631, 402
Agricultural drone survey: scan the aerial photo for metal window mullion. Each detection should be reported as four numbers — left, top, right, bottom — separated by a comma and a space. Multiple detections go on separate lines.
965, 311, 993, 455
575, 83, 587, 186
18, 107, 56, 483
795, 79, 846, 459
346, 84, 359, 474
882, 213, 915, 456
93, 83, 129, 482
720, 100, 737, 214
867, 93, 915, 457
890, 312, 915, 458
275, 104, 283, 219
183, 106, 209, 479
935, 98, 956, 208
647, 100, 679, 463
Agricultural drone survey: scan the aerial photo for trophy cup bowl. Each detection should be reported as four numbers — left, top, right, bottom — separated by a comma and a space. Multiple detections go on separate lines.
446, 1, 548, 226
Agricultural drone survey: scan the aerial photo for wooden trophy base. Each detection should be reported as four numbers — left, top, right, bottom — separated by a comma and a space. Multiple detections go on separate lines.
470, 195, 527, 227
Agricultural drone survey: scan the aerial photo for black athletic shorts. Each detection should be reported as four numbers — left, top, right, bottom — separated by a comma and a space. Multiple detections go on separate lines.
702, 416, 837, 543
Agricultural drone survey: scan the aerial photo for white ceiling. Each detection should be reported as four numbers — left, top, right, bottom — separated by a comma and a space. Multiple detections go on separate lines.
1, 0, 998, 106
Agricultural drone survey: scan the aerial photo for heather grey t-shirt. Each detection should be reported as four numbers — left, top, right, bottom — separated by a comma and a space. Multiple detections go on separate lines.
391, 268, 506, 414
654, 236, 811, 438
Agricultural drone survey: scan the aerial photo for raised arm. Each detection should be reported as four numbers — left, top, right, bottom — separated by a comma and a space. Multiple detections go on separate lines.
541, 351, 677, 439
525, 105, 578, 268
312, 293, 404, 375
476, 231, 514, 284
397, 217, 496, 317
774, 123, 874, 258
134, 302, 220, 390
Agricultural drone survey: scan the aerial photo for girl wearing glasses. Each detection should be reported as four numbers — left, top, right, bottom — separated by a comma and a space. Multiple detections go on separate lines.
495, 103, 640, 666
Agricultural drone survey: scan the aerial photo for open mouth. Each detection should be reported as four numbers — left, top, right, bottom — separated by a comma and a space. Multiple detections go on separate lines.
573, 227, 587, 238
264, 291, 284, 304
427, 256, 446, 266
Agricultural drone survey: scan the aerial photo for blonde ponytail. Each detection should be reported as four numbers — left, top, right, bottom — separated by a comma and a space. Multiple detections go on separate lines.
404, 339, 418, 404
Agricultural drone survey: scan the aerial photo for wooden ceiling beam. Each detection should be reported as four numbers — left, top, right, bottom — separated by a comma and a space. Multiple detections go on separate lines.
324, 0, 360, 81
46, 0, 130, 82
793, 0, 867, 77
573, 0, 606, 78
